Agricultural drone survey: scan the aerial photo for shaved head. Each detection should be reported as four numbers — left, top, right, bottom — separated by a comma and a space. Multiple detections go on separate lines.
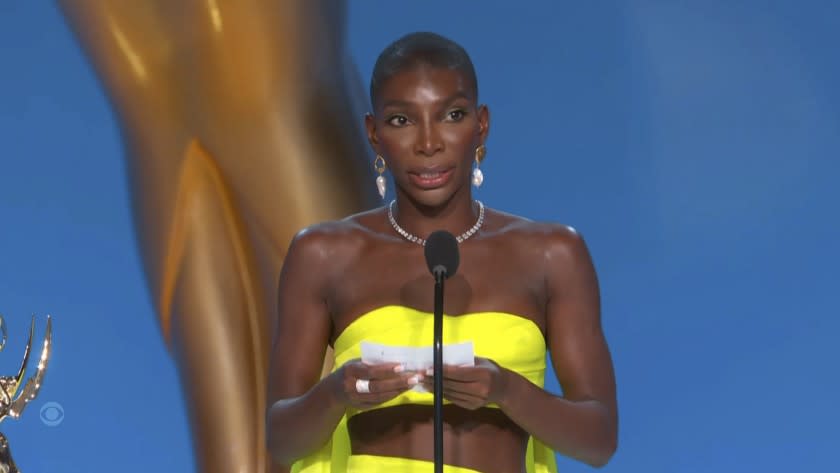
369, 32, 478, 109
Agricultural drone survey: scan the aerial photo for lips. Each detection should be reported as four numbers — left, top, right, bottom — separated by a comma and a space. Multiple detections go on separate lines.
408, 167, 455, 189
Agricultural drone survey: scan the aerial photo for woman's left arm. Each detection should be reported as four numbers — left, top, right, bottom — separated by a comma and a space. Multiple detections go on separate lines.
434, 227, 618, 467
503, 227, 617, 467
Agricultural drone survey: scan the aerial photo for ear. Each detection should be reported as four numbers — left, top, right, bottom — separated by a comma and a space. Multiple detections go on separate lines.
364, 113, 380, 154
477, 104, 490, 145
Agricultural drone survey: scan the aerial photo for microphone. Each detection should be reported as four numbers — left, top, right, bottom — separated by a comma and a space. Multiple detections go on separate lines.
423, 230, 460, 473
424, 230, 460, 281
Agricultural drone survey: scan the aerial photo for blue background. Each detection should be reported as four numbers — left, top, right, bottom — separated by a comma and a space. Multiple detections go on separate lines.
1, 1, 838, 472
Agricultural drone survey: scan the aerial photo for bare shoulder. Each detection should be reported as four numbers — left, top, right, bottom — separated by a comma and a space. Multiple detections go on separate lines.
283, 207, 387, 271
486, 207, 589, 260
486, 208, 598, 309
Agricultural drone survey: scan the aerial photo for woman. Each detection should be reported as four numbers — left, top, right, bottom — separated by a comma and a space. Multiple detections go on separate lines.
267, 32, 618, 473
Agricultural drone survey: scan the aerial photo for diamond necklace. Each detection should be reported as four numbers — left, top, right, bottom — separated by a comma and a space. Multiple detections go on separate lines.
387, 199, 485, 246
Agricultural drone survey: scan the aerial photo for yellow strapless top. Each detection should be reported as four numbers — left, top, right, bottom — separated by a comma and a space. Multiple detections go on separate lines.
291, 305, 558, 473
333, 305, 547, 416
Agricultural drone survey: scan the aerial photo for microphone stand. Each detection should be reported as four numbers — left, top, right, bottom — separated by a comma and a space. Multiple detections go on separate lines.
432, 267, 446, 473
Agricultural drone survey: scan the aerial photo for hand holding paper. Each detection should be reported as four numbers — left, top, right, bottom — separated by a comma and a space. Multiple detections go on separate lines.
360, 341, 475, 393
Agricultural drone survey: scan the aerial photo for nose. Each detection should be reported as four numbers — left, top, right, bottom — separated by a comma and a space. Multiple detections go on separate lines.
414, 119, 443, 157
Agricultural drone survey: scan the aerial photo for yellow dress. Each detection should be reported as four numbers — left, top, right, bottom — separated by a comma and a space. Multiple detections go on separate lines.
291, 305, 558, 473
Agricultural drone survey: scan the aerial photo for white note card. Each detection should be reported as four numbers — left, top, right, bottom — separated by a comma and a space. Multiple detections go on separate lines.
360, 341, 475, 393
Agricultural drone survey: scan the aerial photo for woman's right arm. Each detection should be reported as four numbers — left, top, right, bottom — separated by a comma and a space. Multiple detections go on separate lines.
266, 227, 345, 466
266, 227, 420, 466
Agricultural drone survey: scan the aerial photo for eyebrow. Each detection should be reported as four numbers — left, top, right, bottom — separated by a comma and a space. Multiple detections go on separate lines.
380, 92, 473, 110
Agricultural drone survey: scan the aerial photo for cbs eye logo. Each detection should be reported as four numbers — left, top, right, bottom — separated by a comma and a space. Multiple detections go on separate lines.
39, 401, 64, 427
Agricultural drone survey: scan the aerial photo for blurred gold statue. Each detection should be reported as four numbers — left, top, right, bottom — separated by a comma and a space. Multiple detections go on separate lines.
57, 2, 377, 472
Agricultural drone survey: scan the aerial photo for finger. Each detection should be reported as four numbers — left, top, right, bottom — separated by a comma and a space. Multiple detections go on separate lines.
420, 373, 464, 388
444, 381, 490, 400
362, 363, 410, 380
350, 373, 422, 399
442, 388, 482, 403
342, 373, 400, 401
351, 378, 421, 408
417, 379, 486, 409
367, 373, 423, 394
424, 365, 482, 382
415, 374, 480, 397
424, 364, 465, 375
439, 365, 484, 382
441, 389, 485, 410
423, 372, 485, 389
422, 374, 490, 400
345, 363, 405, 382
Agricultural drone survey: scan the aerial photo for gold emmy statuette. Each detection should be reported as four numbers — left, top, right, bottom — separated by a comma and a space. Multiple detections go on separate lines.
0, 315, 52, 473
57, 2, 377, 471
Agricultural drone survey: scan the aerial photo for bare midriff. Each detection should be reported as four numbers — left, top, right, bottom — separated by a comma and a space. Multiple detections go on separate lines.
348, 404, 529, 473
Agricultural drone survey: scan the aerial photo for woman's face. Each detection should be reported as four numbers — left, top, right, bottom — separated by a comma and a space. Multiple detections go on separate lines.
366, 65, 489, 208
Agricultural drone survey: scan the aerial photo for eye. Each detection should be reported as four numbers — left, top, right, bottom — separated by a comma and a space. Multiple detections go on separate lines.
445, 109, 466, 122
386, 115, 409, 127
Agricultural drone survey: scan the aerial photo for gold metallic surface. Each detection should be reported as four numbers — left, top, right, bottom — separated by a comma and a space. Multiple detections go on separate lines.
57, 2, 377, 472
0, 315, 53, 473
475, 144, 486, 164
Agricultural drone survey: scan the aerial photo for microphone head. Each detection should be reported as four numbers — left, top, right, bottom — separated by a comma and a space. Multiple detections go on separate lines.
424, 230, 460, 279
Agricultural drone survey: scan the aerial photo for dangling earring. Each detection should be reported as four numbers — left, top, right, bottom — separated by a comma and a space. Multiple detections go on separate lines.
374, 154, 387, 199
472, 145, 486, 188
